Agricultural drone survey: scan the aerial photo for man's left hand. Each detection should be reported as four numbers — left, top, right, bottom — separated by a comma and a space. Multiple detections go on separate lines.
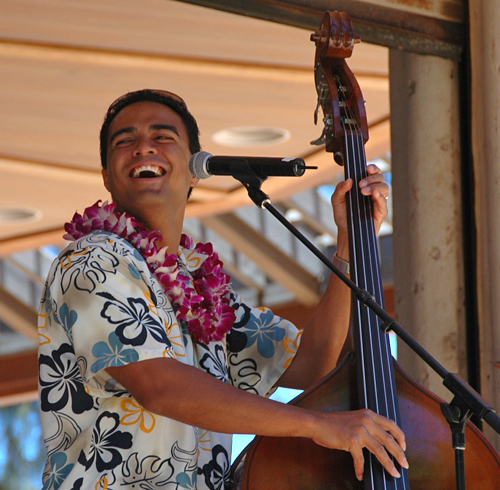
331, 164, 389, 236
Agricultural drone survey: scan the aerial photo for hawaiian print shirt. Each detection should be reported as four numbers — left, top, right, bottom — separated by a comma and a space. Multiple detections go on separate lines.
38, 231, 301, 490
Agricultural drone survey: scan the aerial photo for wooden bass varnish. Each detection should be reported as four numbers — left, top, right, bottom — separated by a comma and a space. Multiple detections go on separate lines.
239, 11, 500, 490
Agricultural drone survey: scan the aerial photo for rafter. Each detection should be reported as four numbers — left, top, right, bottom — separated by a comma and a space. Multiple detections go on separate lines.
0, 228, 66, 258
202, 213, 321, 306
177, 0, 464, 58
0, 349, 38, 407
0, 286, 38, 341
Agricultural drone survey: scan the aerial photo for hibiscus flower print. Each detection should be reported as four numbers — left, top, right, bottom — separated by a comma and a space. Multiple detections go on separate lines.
200, 445, 230, 490
97, 292, 171, 347
42, 451, 74, 490
226, 298, 250, 353
91, 331, 139, 374
39, 343, 94, 414
284, 329, 302, 369
241, 309, 286, 358
199, 344, 229, 382
120, 399, 156, 433
55, 303, 78, 344
177, 470, 197, 490
79, 411, 132, 472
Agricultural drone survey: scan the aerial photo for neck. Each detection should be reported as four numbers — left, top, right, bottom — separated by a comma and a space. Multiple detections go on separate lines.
118, 201, 187, 254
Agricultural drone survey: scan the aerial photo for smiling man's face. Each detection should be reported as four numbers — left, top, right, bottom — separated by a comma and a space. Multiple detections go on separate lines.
102, 101, 198, 217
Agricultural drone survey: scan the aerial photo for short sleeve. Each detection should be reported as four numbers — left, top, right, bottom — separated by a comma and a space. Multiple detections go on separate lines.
43, 232, 177, 397
227, 293, 302, 397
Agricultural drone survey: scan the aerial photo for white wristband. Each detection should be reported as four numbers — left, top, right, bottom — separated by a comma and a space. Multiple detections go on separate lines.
333, 253, 350, 275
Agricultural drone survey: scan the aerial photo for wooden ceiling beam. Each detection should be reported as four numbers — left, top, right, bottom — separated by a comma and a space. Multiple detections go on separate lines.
0, 122, 389, 255
0, 228, 66, 258
202, 213, 321, 305
0, 40, 312, 81
280, 198, 336, 238
0, 349, 38, 407
217, 259, 265, 295
0, 286, 38, 342
177, 0, 464, 58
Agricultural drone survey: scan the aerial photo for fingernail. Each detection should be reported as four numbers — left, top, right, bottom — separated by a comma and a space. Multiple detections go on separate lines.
402, 457, 409, 469
392, 468, 401, 479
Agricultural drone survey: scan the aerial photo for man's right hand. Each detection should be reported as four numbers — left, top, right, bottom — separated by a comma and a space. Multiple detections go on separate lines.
310, 408, 409, 481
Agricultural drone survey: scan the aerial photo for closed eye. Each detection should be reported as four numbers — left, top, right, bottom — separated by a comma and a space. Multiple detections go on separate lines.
155, 134, 175, 141
115, 137, 135, 146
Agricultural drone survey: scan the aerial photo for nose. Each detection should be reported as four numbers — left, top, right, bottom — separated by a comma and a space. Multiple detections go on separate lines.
133, 136, 158, 156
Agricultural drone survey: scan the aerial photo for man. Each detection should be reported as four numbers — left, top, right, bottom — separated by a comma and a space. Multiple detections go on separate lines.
38, 89, 407, 490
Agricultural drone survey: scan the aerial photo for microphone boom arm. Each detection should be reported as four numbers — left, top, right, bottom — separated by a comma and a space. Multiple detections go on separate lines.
229, 161, 272, 208
232, 167, 500, 439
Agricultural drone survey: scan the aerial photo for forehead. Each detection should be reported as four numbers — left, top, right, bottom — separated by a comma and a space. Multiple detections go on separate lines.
108, 101, 189, 141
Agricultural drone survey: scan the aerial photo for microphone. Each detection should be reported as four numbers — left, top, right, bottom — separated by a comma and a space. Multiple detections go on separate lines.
189, 151, 317, 180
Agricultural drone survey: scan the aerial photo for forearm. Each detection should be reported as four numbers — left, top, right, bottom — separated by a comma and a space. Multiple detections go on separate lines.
106, 356, 407, 482
279, 232, 351, 389
280, 164, 389, 390
107, 357, 315, 437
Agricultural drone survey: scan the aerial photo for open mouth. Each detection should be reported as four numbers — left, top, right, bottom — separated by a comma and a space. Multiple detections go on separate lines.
130, 165, 166, 179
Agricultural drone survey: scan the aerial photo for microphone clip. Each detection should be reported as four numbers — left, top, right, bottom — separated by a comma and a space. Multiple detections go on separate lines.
230, 161, 271, 208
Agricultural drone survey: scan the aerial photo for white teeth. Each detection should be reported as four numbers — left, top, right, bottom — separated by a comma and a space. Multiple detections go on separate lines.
131, 165, 164, 178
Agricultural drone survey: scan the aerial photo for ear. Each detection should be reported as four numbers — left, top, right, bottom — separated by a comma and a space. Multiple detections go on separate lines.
102, 168, 111, 192
190, 174, 200, 188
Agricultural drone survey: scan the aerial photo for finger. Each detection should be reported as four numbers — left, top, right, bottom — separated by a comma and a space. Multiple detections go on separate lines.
366, 163, 382, 175
333, 178, 353, 195
349, 420, 405, 481
370, 416, 409, 471
346, 411, 407, 478
331, 178, 353, 205
350, 446, 366, 481
373, 414, 407, 453
360, 182, 389, 198
360, 166, 385, 189
372, 188, 389, 205
365, 438, 403, 479
359, 167, 382, 187
374, 191, 389, 221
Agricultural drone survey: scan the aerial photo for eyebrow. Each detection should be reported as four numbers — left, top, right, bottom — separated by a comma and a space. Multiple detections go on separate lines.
109, 124, 180, 145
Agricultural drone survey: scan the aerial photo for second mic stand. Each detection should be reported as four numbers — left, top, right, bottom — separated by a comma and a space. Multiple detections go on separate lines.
230, 163, 500, 490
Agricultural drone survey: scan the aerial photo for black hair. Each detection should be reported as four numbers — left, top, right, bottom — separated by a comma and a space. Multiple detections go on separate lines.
99, 89, 201, 169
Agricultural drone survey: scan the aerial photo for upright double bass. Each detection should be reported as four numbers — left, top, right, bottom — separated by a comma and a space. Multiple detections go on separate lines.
239, 11, 500, 490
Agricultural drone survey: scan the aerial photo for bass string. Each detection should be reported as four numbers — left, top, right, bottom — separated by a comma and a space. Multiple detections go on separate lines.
339, 89, 397, 420
341, 90, 409, 488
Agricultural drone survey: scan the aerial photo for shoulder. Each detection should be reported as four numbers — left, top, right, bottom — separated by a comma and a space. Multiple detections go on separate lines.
71, 230, 138, 253
58, 231, 144, 266
46, 231, 150, 295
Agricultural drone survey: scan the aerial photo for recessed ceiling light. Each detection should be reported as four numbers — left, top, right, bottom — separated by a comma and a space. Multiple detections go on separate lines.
0, 207, 42, 224
212, 126, 290, 148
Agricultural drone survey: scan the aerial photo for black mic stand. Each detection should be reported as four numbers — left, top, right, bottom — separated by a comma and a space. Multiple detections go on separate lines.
229, 162, 500, 490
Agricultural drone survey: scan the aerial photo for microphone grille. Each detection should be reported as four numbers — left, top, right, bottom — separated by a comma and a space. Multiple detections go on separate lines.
189, 151, 212, 179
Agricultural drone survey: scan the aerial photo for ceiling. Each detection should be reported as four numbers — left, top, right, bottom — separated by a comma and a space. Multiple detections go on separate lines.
0, 0, 392, 403
0, 0, 390, 253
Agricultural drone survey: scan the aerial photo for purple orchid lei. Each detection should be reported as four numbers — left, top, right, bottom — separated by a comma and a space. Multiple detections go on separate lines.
64, 201, 236, 343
